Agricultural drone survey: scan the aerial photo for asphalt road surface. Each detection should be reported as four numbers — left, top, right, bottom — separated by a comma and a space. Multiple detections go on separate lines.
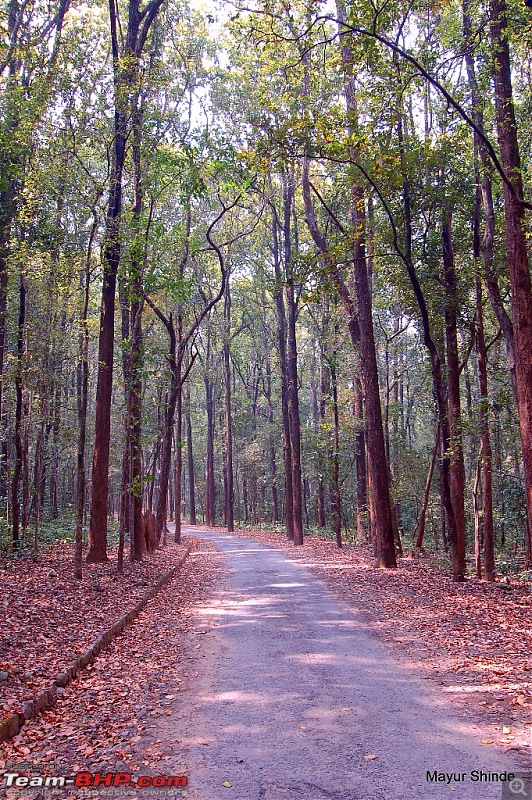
160, 529, 525, 800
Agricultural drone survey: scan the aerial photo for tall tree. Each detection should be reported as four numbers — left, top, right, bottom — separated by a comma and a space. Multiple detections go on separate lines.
87, 0, 167, 562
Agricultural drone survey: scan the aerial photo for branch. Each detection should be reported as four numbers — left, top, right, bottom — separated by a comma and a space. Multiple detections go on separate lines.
179, 194, 243, 353
239, 6, 532, 211
137, 0, 167, 55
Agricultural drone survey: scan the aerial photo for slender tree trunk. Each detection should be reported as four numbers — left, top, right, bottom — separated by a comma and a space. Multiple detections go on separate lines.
442, 210, 466, 581
87, 110, 126, 561
243, 475, 249, 523
352, 202, 396, 568
156, 377, 178, 542
11, 270, 25, 548
284, 171, 304, 545
414, 422, 440, 551
264, 355, 279, 524
128, 296, 144, 562
32, 422, 45, 554
204, 371, 216, 527
354, 379, 368, 541
75, 227, 92, 580
317, 299, 329, 528
49, 381, 61, 519
186, 388, 196, 525
117, 276, 132, 571
0, 220, 12, 498
330, 360, 342, 548
272, 208, 294, 541
224, 278, 234, 532
175, 372, 183, 543
476, 274, 495, 580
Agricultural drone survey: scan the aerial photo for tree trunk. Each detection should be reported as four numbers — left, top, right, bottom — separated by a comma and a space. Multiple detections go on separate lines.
286, 279, 303, 544
186, 387, 196, 525
354, 379, 368, 541
87, 0, 165, 562
414, 422, 440, 551
11, 270, 25, 548
442, 210, 466, 581
87, 105, 126, 561
272, 206, 294, 541
330, 360, 342, 548
174, 374, 183, 543
317, 299, 329, 529
204, 371, 216, 527
490, 0, 532, 567
156, 377, 178, 543
284, 171, 304, 545
75, 225, 93, 580
264, 354, 279, 524
476, 274, 495, 580
224, 278, 234, 532
128, 296, 144, 562
32, 422, 45, 554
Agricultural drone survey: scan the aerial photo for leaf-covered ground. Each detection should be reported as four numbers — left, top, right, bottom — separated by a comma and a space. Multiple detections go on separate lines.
0, 537, 224, 798
1, 525, 530, 798
0, 540, 188, 722
228, 527, 532, 760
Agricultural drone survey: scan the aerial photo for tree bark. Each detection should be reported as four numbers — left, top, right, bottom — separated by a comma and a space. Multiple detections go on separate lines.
264, 353, 279, 524
353, 378, 368, 541
224, 277, 234, 532
88, 0, 166, 562
330, 358, 342, 548
476, 275, 496, 580
271, 205, 294, 541
442, 210, 466, 581
317, 299, 329, 529
11, 269, 25, 548
284, 170, 304, 545
490, 0, 532, 566
186, 386, 196, 525
174, 372, 183, 543
414, 422, 440, 551
75, 220, 94, 580
128, 295, 144, 562
204, 367, 216, 527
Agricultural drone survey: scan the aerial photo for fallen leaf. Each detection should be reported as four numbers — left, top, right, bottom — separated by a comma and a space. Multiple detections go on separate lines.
222, 781, 232, 788
364, 754, 377, 760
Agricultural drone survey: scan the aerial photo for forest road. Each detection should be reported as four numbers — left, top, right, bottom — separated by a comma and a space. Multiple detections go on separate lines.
160, 529, 525, 800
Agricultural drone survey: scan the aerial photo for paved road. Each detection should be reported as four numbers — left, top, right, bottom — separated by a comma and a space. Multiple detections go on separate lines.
161, 529, 524, 800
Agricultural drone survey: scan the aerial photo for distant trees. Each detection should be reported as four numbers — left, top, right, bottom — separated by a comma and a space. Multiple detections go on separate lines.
0, 0, 530, 581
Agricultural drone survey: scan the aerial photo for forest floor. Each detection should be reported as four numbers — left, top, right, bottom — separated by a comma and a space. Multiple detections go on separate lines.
0, 538, 189, 723
0, 535, 224, 797
0, 526, 530, 799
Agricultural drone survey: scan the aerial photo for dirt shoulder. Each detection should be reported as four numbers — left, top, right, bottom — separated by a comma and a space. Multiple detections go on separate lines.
0, 540, 188, 723
0, 537, 224, 792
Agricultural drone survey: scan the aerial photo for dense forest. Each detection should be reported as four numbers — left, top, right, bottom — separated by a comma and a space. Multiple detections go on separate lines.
1, 0, 532, 584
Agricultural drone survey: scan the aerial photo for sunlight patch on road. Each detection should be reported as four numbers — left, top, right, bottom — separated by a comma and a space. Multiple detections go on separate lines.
268, 582, 306, 588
